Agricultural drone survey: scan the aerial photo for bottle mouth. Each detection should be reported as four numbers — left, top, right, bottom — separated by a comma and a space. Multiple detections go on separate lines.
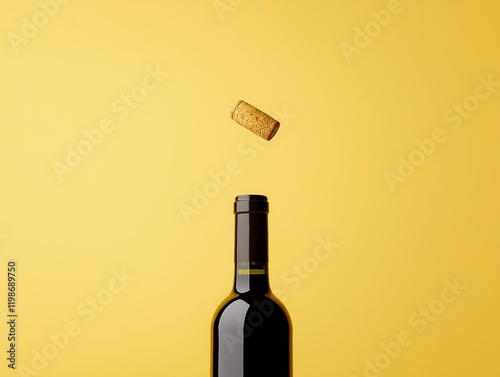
234, 194, 269, 214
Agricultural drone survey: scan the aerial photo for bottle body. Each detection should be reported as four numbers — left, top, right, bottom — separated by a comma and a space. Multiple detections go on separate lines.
211, 196, 292, 377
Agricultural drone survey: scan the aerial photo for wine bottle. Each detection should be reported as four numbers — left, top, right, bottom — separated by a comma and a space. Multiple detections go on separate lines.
211, 195, 292, 377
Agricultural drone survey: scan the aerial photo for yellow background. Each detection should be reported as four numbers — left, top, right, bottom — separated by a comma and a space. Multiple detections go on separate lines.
1, 0, 499, 376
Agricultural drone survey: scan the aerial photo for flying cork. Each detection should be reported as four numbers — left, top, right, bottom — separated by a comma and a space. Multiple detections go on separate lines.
230, 100, 280, 141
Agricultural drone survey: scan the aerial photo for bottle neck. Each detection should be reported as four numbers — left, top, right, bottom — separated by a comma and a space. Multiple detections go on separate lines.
234, 212, 270, 294
234, 262, 270, 294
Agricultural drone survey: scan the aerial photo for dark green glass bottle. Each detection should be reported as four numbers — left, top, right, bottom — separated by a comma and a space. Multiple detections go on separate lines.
211, 195, 292, 377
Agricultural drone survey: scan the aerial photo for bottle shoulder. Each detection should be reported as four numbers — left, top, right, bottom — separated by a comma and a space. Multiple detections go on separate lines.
212, 291, 292, 326
264, 292, 292, 320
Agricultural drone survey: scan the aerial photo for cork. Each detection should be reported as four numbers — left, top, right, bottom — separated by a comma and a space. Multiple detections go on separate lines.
230, 100, 280, 141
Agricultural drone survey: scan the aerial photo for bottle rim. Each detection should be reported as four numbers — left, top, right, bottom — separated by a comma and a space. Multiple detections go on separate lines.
234, 194, 269, 213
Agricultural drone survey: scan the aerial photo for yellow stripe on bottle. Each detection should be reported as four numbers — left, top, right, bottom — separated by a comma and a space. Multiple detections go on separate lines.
237, 269, 266, 275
